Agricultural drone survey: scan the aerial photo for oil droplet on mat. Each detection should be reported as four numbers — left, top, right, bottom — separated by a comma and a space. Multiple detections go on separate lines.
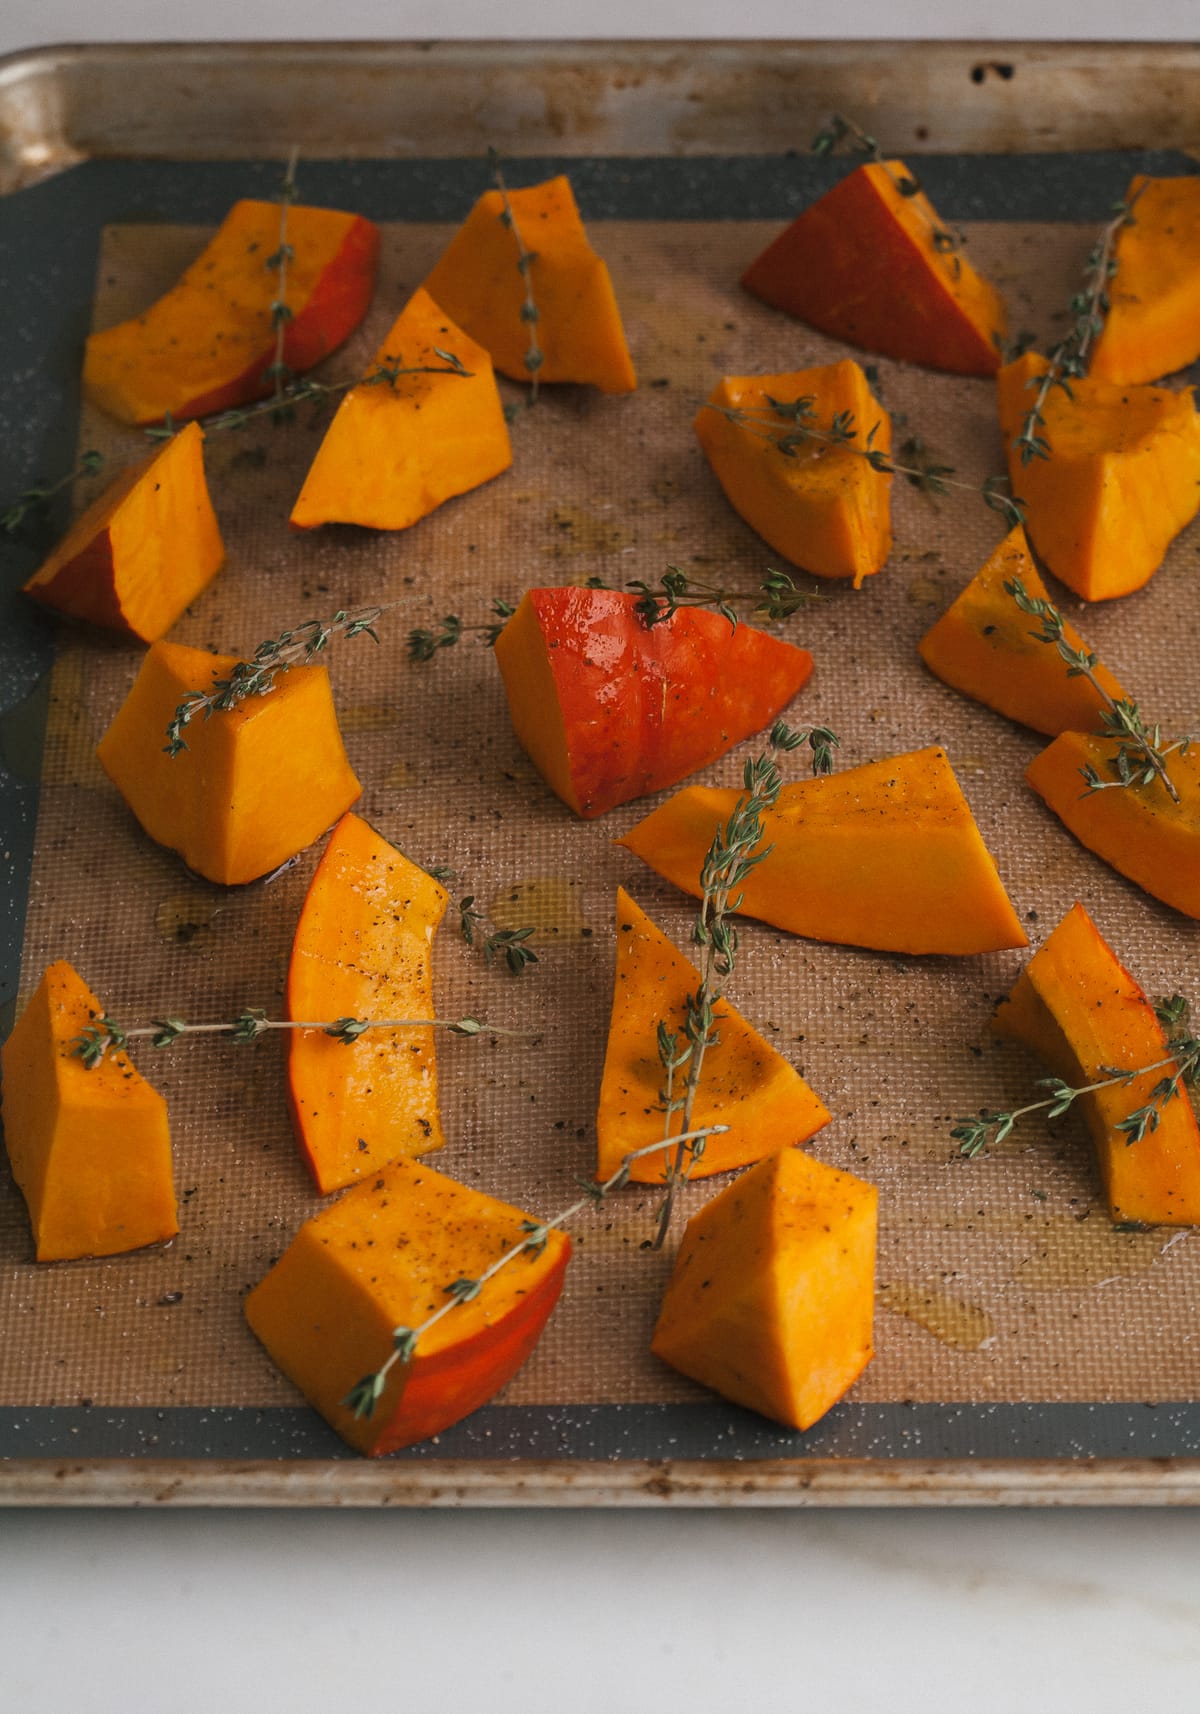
385, 759, 416, 789
488, 876, 589, 939
877, 1282, 995, 1351
1013, 1225, 1162, 1289
155, 892, 223, 952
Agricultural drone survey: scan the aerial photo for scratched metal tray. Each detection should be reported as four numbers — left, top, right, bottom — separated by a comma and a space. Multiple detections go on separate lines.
2, 40, 1200, 1507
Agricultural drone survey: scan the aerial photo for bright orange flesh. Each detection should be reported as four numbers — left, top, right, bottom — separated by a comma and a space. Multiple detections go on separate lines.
244, 1156, 571, 1455
0, 962, 177, 1262
651, 1147, 877, 1431
422, 175, 635, 393
992, 903, 1200, 1225
1091, 175, 1200, 385
694, 361, 892, 586
595, 889, 830, 1183
290, 287, 511, 530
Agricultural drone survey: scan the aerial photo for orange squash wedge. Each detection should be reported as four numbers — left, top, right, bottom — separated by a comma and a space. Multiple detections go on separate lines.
992, 903, 1200, 1226
651, 1147, 877, 1431
493, 587, 814, 819
289, 288, 511, 530
244, 1155, 571, 1456
422, 174, 635, 393
741, 159, 1006, 376
917, 524, 1129, 735
22, 423, 224, 641
595, 888, 830, 1183
0, 961, 178, 1261
694, 360, 891, 586
286, 813, 449, 1194
1026, 731, 1200, 919
1090, 175, 1200, 385
618, 745, 1027, 956
96, 639, 361, 886
997, 351, 1200, 601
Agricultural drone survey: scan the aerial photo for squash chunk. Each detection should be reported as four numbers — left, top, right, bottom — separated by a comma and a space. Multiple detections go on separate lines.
1091, 175, 1200, 385
422, 175, 635, 393
1, 962, 177, 1261
695, 361, 891, 586
596, 888, 830, 1183
23, 423, 224, 642
618, 746, 1027, 956
493, 587, 814, 819
244, 1156, 571, 1455
84, 200, 380, 426
290, 288, 511, 530
918, 525, 1129, 735
741, 160, 1006, 376
997, 351, 1200, 601
1026, 731, 1200, 919
652, 1148, 877, 1431
992, 904, 1200, 1226
96, 639, 361, 886
287, 813, 449, 1193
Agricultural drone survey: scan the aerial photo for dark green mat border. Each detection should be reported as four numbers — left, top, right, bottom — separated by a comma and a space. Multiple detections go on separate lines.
2, 149, 1196, 1465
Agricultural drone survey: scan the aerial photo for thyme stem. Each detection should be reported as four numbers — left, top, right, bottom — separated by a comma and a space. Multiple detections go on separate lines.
71, 1010, 527, 1066
264, 145, 300, 405
488, 147, 543, 411
1, 450, 105, 537
812, 113, 966, 274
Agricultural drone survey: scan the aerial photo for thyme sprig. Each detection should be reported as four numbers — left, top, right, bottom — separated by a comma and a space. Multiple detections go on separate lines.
487, 147, 542, 415
71, 1008, 524, 1067
1, 450, 105, 537
1012, 187, 1144, 466
263, 145, 301, 405
704, 396, 1025, 530
1006, 576, 1191, 804
650, 718, 839, 1249
812, 113, 965, 274
407, 599, 517, 662
164, 603, 391, 755
953, 996, 1200, 1158
628, 566, 820, 630
343, 1123, 729, 1420
457, 895, 539, 976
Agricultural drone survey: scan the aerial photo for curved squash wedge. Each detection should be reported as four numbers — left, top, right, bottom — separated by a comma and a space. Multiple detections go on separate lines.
1090, 175, 1200, 385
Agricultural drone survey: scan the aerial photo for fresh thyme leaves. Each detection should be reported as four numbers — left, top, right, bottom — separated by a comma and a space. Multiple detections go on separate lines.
953, 996, 1200, 1158
649, 718, 839, 1249
407, 599, 517, 661
342, 1122, 729, 1420
811, 112, 965, 275
487, 147, 542, 414
1012, 187, 1145, 466
164, 603, 390, 755
703, 396, 1025, 530
71, 1009, 523, 1066
457, 895, 539, 975
628, 566, 820, 630
1006, 576, 1192, 804
263, 145, 301, 404
1, 450, 104, 538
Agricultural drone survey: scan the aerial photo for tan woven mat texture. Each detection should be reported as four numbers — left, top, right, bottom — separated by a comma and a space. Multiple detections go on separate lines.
2, 213, 1199, 1415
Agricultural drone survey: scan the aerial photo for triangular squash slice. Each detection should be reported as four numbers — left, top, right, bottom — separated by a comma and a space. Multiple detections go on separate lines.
596, 888, 831, 1183
618, 746, 1027, 956
1090, 175, 1200, 385
741, 160, 1006, 377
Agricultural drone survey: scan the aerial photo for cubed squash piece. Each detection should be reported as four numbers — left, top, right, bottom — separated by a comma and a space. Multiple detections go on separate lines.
22, 423, 224, 641
290, 288, 511, 530
1, 962, 177, 1261
1091, 175, 1200, 385
96, 639, 361, 886
244, 1156, 571, 1455
652, 1147, 877, 1431
695, 361, 891, 586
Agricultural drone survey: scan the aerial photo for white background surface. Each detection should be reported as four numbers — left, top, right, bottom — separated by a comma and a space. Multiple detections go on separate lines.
2, 7, 1199, 1712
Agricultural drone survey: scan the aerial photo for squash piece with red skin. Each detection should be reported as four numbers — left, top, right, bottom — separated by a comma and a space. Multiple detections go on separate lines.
1026, 731, 1200, 919
917, 524, 1129, 735
596, 888, 831, 1184
289, 288, 511, 530
992, 903, 1200, 1226
83, 200, 380, 426
22, 422, 224, 642
493, 587, 814, 819
741, 160, 1006, 377
618, 746, 1027, 956
1090, 175, 1200, 385
244, 1156, 571, 1456
287, 812, 449, 1194
422, 174, 635, 393
96, 639, 361, 886
997, 351, 1200, 601
651, 1147, 877, 1431
1, 961, 177, 1262
694, 361, 891, 586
